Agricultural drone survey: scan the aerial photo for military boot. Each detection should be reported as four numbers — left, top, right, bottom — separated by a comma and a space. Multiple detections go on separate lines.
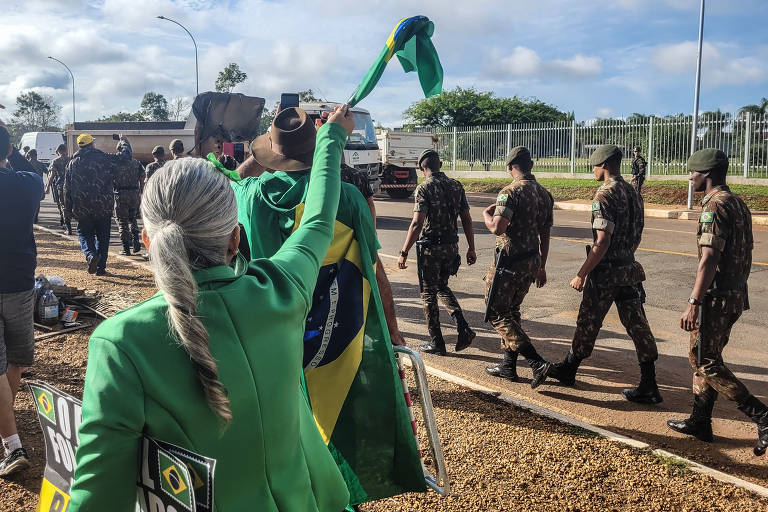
420, 326, 447, 356
451, 310, 476, 352
666, 394, 715, 442
119, 243, 132, 256
485, 351, 518, 381
133, 238, 143, 254
518, 343, 549, 389
622, 361, 663, 404
736, 395, 768, 456
532, 351, 582, 389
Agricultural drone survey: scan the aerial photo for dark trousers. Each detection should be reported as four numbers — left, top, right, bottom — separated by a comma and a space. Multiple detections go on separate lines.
76, 216, 112, 271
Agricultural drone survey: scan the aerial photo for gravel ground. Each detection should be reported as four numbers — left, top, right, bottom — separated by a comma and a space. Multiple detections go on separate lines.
2, 230, 767, 511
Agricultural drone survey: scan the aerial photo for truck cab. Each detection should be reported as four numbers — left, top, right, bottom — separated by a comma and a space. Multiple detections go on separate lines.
300, 102, 381, 194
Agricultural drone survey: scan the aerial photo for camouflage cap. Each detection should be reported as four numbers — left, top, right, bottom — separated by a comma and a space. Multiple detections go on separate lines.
418, 148, 439, 165
687, 148, 728, 173
589, 144, 622, 166
169, 139, 184, 152
505, 145, 533, 171
152, 145, 165, 156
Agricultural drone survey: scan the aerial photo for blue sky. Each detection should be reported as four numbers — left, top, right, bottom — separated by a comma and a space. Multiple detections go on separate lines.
1, 0, 766, 126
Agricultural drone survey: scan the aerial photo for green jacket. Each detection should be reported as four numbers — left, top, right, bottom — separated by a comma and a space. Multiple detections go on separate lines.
69, 122, 351, 511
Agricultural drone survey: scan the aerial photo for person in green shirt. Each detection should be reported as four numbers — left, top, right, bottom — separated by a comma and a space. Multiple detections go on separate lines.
69, 108, 356, 511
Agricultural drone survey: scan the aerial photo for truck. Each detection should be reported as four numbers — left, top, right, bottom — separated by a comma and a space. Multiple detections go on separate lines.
376, 129, 437, 199
300, 102, 381, 194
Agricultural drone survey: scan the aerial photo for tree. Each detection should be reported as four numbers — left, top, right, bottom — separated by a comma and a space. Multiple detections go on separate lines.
169, 97, 191, 121
298, 89, 323, 102
403, 86, 569, 127
739, 97, 768, 118
257, 104, 277, 136
98, 111, 148, 122
215, 63, 248, 93
12, 91, 61, 131
140, 92, 170, 121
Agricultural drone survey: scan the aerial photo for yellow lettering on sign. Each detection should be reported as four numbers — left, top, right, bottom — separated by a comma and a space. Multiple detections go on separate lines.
37, 478, 70, 512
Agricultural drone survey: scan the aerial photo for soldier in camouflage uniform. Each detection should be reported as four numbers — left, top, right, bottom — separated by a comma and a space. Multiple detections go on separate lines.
533, 145, 662, 404
169, 139, 184, 159
630, 146, 647, 194
398, 149, 477, 356
667, 149, 767, 456
64, 133, 123, 276
112, 140, 144, 255
46, 144, 71, 234
145, 146, 165, 181
482, 147, 554, 384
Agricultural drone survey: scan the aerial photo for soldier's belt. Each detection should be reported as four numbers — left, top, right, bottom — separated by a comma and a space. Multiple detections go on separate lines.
418, 235, 459, 245
594, 257, 634, 269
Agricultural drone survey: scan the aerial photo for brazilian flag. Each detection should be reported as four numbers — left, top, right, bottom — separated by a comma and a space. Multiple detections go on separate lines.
235, 171, 426, 505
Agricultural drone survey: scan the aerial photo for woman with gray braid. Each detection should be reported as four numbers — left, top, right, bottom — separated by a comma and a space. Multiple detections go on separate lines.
69, 107, 356, 511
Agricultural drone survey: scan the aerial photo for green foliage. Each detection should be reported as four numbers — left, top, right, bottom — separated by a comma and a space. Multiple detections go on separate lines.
215, 63, 248, 93
98, 111, 148, 122
257, 104, 276, 136
298, 89, 323, 102
12, 91, 61, 131
739, 97, 768, 117
403, 86, 570, 127
140, 92, 169, 121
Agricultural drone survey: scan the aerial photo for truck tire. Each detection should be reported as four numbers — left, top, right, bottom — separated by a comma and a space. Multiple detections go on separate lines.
385, 187, 414, 199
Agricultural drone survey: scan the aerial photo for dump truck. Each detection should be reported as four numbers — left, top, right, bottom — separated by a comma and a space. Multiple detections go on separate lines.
376, 129, 437, 199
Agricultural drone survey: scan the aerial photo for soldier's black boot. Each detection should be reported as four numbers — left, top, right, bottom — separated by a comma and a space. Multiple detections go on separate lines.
452, 311, 476, 352
622, 361, 663, 404
517, 343, 549, 389
666, 395, 715, 442
485, 351, 518, 381
736, 395, 768, 456
119, 243, 132, 256
133, 238, 142, 254
533, 351, 582, 389
420, 326, 447, 356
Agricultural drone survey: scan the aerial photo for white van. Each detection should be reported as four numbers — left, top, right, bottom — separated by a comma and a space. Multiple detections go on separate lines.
18, 132, 65, 164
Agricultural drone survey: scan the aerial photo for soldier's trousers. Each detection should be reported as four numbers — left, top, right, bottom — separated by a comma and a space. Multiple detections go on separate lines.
419, 243, 462, 331
485, 263, 536, 352
114, 192, 140, 246
688, 295, 750, 402
572, 276, 658, 363
631, 174, 645, 194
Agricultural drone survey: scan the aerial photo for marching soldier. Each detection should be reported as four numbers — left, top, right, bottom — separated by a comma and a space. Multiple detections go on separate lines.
398, 149, 477, 356
46, 144, 71, 234
483, 147, 553, 383
145, 145, 165, 181
533, 145, 662, 404
631, 146, 647, 194
112, 140, 144, 255
667, 149, 767, 456
169, 139, 184, 159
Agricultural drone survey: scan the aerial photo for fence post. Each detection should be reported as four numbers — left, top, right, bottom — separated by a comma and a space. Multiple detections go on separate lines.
743, 111, 751, 178
647, 117, 654, 176
506, 124, 512, 156
452, 126, 457, 172
569, 120, 576, 174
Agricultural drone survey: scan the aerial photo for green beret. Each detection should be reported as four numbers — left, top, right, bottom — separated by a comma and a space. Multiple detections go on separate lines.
589, 144, 622, 166
152, 145, 164, 155
506, 146, 533, 171
418, 149, 439, 165
687, 148, 728, 173
169, 139, 184, 152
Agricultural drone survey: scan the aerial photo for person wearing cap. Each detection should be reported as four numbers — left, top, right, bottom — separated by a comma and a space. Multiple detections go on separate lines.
46, 144, 72, 234
482, 146, 553, 384
533, 144, 661, 405
631, 146, 647, 194
398, 148, 477, 356
64, 133, 123, 275
169, 139, 184, 159
667, 149, 767, 456
112, 139, 145, 255
145, 145, 165, 181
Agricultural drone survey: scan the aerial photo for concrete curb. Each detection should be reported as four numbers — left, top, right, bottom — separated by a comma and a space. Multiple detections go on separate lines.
553, 201, 768, 225
407, 360, 768, 499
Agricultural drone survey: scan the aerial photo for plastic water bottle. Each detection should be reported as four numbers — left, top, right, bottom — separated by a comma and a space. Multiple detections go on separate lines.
38, 290, 59, 327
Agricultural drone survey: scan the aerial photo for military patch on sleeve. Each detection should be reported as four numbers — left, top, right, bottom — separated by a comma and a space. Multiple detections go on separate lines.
497, 193, 509, 204
591, 201, 601, 211
699, 211, 714, 223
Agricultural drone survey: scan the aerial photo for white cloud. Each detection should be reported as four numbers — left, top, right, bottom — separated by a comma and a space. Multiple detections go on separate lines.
491, 46, 602, 79
596, 107, 614, 117
652, 41, 767, 86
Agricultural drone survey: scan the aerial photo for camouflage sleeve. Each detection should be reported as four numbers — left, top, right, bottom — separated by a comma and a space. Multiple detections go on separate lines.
414, 183, 428, 213
591, 190, 615, 234
458, 187, 469, 212
638, 157, 647, 173
539, 188, 554, 230
493, 188, 517, 221
698, 203, 728, 252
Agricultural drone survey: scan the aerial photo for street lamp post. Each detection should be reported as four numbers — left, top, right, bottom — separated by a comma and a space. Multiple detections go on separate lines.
48, 56, 75, 124
157, 15, 199, 97
687, 0, 706, 209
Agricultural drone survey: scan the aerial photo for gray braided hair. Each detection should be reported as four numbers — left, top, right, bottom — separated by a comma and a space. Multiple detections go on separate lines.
141, 157, 238, 425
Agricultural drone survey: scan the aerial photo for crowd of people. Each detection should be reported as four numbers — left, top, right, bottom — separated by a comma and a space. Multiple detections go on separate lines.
0, 97, 766, 510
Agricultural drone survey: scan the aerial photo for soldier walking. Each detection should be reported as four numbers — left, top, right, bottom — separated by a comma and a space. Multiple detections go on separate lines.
398, 149, 477, 356
533, 145, 662, 404
145, 146, 165, 181
112, 140, 144, 255
667, 149, 767, 456
631, 146, 647, 194
169, 139, 184, 159
483, 147, 553, 383
46, 144, 71, 234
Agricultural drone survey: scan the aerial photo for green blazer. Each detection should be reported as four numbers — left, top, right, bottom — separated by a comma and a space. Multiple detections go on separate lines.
69, 122, 350, 511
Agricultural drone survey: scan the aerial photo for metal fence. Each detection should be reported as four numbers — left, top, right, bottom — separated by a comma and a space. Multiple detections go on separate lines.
429, 113, 768, 178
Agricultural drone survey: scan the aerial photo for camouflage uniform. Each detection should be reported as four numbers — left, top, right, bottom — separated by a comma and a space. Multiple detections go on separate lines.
485, 175, 553, 351
113, 156, 144, 250
48, 154, 70, 228
571, 175, 657, 363
631, 155, 647, 193
689, 185, 752, 402
414, 171, 469, 331
145, 160, 164, 181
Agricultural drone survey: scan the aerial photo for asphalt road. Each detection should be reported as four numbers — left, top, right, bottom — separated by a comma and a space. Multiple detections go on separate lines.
35, 192, 768, 485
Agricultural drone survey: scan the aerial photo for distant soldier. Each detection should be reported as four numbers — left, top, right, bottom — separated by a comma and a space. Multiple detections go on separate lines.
533, 145, 662, 405
667, 149, 767, 456
145, 146, 165, 181
26, 149, 47, 223
112, 140, 144, 255
398, 149, 477, 356
46, 144, 71, 234
631, 146, 647, 194
169, 139, 184, 159
483, 147, 553, 383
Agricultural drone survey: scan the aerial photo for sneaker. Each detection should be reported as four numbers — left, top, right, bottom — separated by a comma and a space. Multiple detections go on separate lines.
87, 255, 99, 274
0, 448, 31, 478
